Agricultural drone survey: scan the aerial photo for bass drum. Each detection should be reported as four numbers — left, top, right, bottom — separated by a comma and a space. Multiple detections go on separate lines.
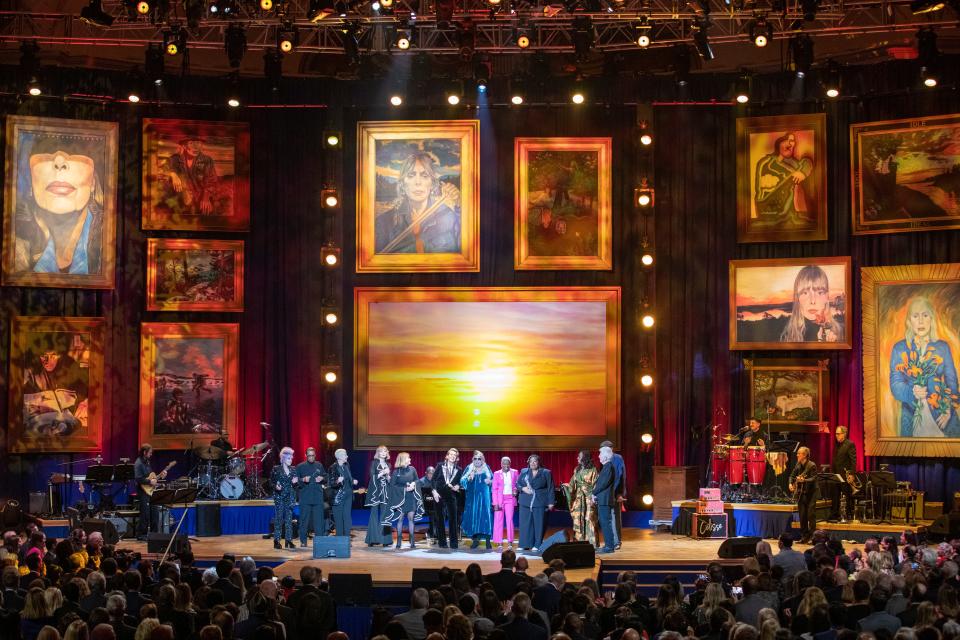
219, 475, 245, 500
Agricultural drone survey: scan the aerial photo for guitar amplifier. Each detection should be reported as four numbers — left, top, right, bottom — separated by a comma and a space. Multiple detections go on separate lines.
692, 513, 728, 539
313, 535, 351, 559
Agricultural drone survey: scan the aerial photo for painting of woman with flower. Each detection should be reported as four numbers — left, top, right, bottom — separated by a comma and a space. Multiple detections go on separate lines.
889, 297, 960, 438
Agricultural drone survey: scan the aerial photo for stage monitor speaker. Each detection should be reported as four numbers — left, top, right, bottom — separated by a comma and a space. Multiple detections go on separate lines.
197, 503, 221, 537
542, 541, 596, 568
717, 536, 762, 559
538, 529, 570, 556
147, 532, 189, 555
927, 513, 960, 542
412, 568, 441, 591
313, 536, 351, 559
82, 518, 120, 546
329, 573, 373, 606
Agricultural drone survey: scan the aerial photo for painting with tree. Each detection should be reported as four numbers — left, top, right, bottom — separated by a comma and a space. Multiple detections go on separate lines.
745, 358, 830, 432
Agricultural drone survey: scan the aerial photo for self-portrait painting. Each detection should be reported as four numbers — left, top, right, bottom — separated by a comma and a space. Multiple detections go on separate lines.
356, 120, 479, 272
142, 119, 250, 231
146, 238, 244, 312
139, 323, 239, 450
736, 114, 827, 243
2, 116, 118, 288
851, 114, 960, 235
7, 316, 105, 453
862, 264, 960, 458
514, 138, 612, 270
729, 257, 851, 350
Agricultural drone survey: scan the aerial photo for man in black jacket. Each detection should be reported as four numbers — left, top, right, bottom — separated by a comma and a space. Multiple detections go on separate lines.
498, 593, 547, 640
212, 558, 243, 605
287, 566, 336, 640
432, 448, 463, 549
1, 566, 25, 612
789, 446, 819, 544
828, 425, 857, 523
485, 549, 523, 602
593, 449, 617, 554
296, 447, 327, 548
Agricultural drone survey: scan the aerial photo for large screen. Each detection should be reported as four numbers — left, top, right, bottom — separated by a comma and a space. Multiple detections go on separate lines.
354, 287, 620, 449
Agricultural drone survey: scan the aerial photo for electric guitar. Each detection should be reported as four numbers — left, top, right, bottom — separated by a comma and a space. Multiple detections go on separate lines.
140, 461, 176, 496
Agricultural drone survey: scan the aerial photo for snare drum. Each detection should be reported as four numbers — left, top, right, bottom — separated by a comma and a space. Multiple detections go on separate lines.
728, 446, 745, 485
219, 475, 245, 499
747, 446, 767, 485
226, 456, 246, 476
711, 445, 729, 484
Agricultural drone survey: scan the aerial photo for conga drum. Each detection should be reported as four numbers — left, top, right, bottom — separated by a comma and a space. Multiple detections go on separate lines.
728, 446, 745, 485
711, 445, 729, 484
747, 446, 767, 485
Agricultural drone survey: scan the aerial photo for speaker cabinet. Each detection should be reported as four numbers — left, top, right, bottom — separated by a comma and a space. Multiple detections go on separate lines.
313, 536, 350, 558
412, 568, 441, 591
541, 541, 596, 568
328, 573, 373, 606
652, 466, 700, 521
538, 529, 569, 555
82, 518, 120, 545
147, 533, 189, 555
717, 536, 762, 558
196, 503, 221, 537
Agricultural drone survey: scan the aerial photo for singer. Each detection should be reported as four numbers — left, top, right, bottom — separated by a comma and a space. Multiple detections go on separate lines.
735, 417, 770, 447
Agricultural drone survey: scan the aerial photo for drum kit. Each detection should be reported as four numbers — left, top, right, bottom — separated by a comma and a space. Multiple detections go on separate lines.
194, 442, 272, 500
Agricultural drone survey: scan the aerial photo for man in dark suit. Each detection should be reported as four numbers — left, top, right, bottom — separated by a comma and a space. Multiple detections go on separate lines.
1, 566, 25, 612
485, 549, 523, 601
532, 571, 565, 620
123, 570, 153, 617
287, 566, 336, 640
828, 426, 857, 523
592, 449, 617, 553
212, 558, 243, 605
19, 554, 43, 590
432, 448, 464, 549
789, 446, 819, 544
499, 593, 548, 640
296, 447, 327, 548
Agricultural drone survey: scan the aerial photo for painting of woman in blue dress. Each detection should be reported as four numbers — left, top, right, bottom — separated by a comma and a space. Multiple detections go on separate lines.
889, 296, 960, 438
460, 450, 493, 550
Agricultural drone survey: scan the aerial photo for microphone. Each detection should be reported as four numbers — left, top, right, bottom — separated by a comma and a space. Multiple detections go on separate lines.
260, 422, 271, 428
737, 425, 751, 433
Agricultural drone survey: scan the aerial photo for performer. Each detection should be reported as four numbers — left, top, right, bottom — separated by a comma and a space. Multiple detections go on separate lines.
296, 447, 327, 548
365, 445, 393, 547
599, 440, 626, 549
461, 451, 494, 550
419, 466, 438, 544
592, 448, 617, 554
829, 426, 857, 523
329, 448, 357, 538
736, 418, 770, 448
492, 457, 518, 551
211, 427, 238, 456
564, 450, 599, 547
432, 448, 463, 549
517, 454, 554, 551
788, 446, 819, 544
134, 444, 167, 540
383, 452, 423, 549
271, 447, 298, 549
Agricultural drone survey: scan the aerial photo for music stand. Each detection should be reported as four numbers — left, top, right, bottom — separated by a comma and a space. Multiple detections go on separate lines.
86, 465, 115, 483
113, 464, 135, 482
163, 487, 200, 564
868, 471, 896, 524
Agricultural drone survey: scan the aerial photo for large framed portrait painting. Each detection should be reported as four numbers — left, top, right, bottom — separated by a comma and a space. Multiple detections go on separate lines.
736, 114, 827, 243
862, 264, 960, 458
514, 137, 612, 270
729, 257, 851, 350
142, 119, 251, 231
356, 120, 479, 272
2, 116, 118, 288
851, 113, 960, 235
139, 323, 239, 450
6, 316, 105, 453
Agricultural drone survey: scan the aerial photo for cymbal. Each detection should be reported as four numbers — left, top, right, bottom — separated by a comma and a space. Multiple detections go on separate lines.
721, 434, 738, 441
193, 445, 226, 460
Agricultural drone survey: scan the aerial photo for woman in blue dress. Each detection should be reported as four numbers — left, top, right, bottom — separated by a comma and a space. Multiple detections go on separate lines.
460, 450, 493, 550
382, 452, 423, 550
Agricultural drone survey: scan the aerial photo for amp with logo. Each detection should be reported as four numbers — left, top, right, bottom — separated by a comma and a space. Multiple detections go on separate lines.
692, 512, 728, 539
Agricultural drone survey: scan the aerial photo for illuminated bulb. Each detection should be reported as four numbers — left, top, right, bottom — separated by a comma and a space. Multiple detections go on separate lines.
28, 86, 42, 97
390, 94, 403, 106
754, 34, 767, 47
324, 312, 339, 325
260, 0, 273, 9
447, 94, 460, 105
640, 133, 653, 146
128, 92, 141, 103
641, 253, 654, 266
137, 1, 150, 13
166, 42, 179, 56
511, 95, 523, 105
826, 87, 839, 98
325, 430, 338, 442
642, 493, 654, 506
641, 314, 655, 328
641, 433, 654, 445
571, 92, 585, 104
397, 36, 410, 49
637, 34, 650, 47
641, 374, 654, 387
736, 93, 749, 104
326, 134, 341, 147
518, 35, 530, 48
637, 192, 651, 207
324, 193, 339, 208
924, 77, 937, 88
324, 252, 339, 266
324, 370, 338, 383
280, 38, 294, 53
227, 97, 240, 108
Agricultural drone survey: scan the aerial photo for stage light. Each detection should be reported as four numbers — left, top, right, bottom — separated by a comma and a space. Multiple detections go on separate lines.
693, 20, 714, 61
28, 82, 41, 97
641, 433, 654, 445
322, 244, 341, 266
322, 307, 340, 325
642, 314, 655, 328
396, 30, 412, 50
381, 0, 394, 7
80, 0, 115, 27
639, 120, 653, 146
225, 24, 247, 69
734, 74, 750, 104
789, 34, 813, 77
674, 44, 691, 86
571, 78, 586, 104
264, 49, 283, 92
474, 59, 491, 93
824, 60, 840, 98
227, 96, 240, 108
20, 42, 42, 97
516, 31, 531, 49
324, 131, 342, 148
448, 94, 460, 105
635, 179, 654, 208
572, 16, 594, 61
445, 80, 463, 106
641, 374, 654, 387
278, 23, 298, 52
642, 493, 654, 506
922, 68, 939, 88
164, 27, 186, 56
325, 428, 339, 443
390, 94, 403, 106
641, 253, 654, 266
911, 0, 945, 12
748, 17, 773, 48
322, 366, 341, 384
136, 1, 150, 14
145, 43, 164, 86
308, 0, 335, 21
917, 28, 940, 87
341, 23, 361, 66
322, 189, 340, 208
260, 0, 274, 9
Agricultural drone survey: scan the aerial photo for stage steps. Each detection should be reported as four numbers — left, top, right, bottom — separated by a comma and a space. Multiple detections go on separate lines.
599, 559, 744, 598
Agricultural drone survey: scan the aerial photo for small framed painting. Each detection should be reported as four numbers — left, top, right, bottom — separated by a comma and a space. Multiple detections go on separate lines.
146, 238, 244, 312
745, 358, 830, 432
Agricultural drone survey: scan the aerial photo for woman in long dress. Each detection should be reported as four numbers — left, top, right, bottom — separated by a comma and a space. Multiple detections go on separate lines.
517, 454, 554, 551
365, 445, 393, 546
460, 450, 493, 550
563, 450, 599, 547
383, 452, 423, 549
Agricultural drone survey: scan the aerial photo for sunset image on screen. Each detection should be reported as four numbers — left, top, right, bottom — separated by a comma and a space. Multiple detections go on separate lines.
359, 290, 617, 439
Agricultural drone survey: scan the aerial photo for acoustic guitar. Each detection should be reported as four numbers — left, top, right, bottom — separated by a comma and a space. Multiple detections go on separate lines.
140, 461, 177, 496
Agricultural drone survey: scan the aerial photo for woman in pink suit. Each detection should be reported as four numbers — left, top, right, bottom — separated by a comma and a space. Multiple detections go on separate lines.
492, 456, 519, 550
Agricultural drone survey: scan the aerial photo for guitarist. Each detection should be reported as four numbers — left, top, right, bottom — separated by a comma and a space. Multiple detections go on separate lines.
134, 444, 169, 539
788, 446, 819, 544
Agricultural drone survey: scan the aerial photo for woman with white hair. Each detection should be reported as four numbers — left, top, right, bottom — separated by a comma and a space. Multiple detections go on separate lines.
329, 448, 358, 537
270, 447, 298, 550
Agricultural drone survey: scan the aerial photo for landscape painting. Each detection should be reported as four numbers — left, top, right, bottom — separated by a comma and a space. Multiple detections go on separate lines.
852, 113, 960, 235
745, 358, 830, 432
146, 238, 244, 312
729, 257, 852, 350
514, 138, 612, 270
138, 322, 239, 449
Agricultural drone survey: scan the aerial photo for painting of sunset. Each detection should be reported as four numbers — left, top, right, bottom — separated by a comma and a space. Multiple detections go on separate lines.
355, 287, 620, 449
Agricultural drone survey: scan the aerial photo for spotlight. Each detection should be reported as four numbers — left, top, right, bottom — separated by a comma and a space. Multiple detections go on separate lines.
321, 244, 341, 266
260, 0, 274, 9
184, 0, 204, 27
390, 94, 403, 106
639, 120, 653, 146
28, 81, 42, 97
788, 34, 813, 77
225, 24, 247, 68
396, 29, 412, 50
734, 73, 750, 104
641, 432, 654, 445
447, 93, 461, 106
20, 42, 42, 97
145, 43, 164, 86
571, 78, 586, 104
642, 314, 655, 328
641, 252, 654, 266
163, 27, 187, 56
341, 23, 361, 66
641, 373, 654, 387
693, 19, 714, 61
922, 68, 938, 88
917, 29, 940, 87
748, 17, 773, 47
474, 59, 491, 93
322, 307, 340, 325
823, 59, 840, 98
264, 49, 283, 92
324, 428, 339, 443
458, 19, 477, 61
322, 366, 341, 384
278, 22, 299, 52
381, 0, 394, 7
80, 0, 115, 27
510, 75, 526, 105
125, 70, 143, 102
516, 28, 531, 49
322, 188, 340, 208
635, 179, 654, 207
135, 1, 151, 14
635, 18, 652, 47
674, 44, 691, 85
227, 95, 241, 108
911, 0, 945, 12
307, 0, 335, 22
572, 16, 594, 61
436, 0, 454, 26
445, 80, 463, 106
642, 493, 654, 506
324, 131, 342, 148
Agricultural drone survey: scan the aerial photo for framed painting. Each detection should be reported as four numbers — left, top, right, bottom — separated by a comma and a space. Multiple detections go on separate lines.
736, 114, 827, 243
851, 113, 960, 235
862, 263, 960, 457
146, 238, 244, 312
2, 115, 118, 288
139, 322, 239, 450
514, 137, 612, 270
355, 287, 620, 449
6, 316, 105, 452
729, 256, 852, 350
744, 358, 830, 432
142, 119, 251, 231
356, 120, 479, 272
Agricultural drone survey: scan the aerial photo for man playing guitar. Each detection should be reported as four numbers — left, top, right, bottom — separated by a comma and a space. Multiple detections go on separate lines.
788, 446, 818, 544
134, 444, 173, 540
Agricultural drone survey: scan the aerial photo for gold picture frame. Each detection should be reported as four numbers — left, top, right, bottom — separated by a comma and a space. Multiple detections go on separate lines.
356, 120, 480, 273
146, 238, 245, 312
744, 358, 831, 432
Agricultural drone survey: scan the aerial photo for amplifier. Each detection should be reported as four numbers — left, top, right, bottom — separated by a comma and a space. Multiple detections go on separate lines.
692, 513, 728, 539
